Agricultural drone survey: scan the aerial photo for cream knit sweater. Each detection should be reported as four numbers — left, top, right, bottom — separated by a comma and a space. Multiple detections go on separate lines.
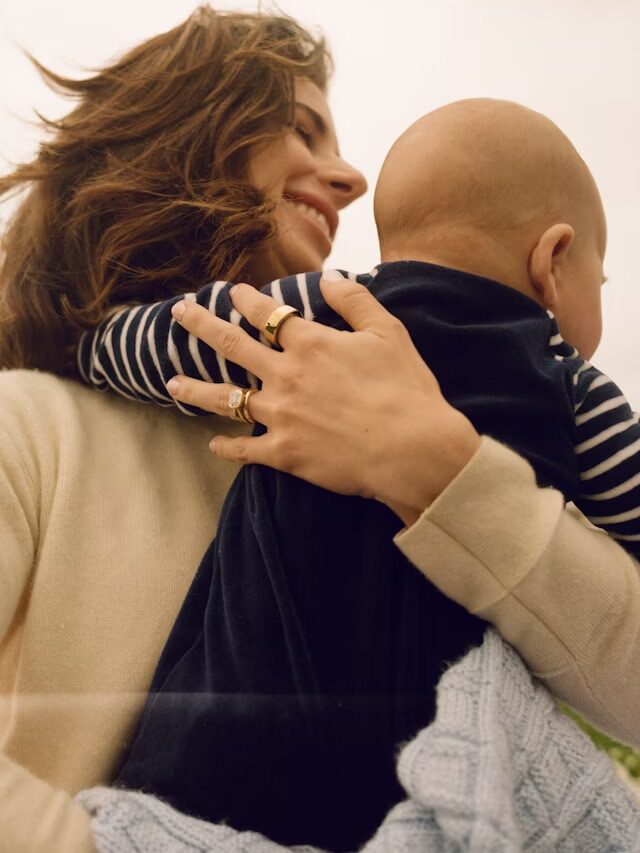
0, 370, 246, 852
0, 369, 638, 852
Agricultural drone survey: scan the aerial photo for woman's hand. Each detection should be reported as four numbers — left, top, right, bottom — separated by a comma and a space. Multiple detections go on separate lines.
168, 272, 481, 525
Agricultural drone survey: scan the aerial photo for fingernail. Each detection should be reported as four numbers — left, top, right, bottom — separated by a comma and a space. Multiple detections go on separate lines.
322, 269, 343, 281
209, 438, 216, 452
167, 377, 180, 395
229, 285, 239, 297
171, 300, 186, 321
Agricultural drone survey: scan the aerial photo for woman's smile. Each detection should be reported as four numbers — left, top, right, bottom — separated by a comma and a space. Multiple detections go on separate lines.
246, 78, 366, 281
286, 199, 332, 241
280, 194, 336, 255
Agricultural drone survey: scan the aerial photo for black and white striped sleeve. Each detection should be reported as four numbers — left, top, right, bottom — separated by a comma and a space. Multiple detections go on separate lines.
76, 272, 338, 416
571, 363, 640, 557
77, 281, 250, 416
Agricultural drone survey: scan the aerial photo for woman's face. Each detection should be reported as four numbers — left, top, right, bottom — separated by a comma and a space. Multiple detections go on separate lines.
246, 78, 368, 285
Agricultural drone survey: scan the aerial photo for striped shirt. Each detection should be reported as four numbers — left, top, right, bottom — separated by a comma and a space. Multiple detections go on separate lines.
77, 263, 640, 557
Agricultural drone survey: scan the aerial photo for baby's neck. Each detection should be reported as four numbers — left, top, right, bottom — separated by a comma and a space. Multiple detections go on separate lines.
379, 235, 540, 305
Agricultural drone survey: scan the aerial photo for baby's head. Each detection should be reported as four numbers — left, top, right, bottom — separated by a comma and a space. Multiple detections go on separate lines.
374, 98, 606, 359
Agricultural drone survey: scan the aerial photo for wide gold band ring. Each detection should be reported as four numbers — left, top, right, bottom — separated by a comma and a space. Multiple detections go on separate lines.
263, 305, 301, 347
228, 387, 257, 424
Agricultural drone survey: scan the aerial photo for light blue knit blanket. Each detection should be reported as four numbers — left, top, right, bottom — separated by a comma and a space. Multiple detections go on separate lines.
77, 630, 640, 852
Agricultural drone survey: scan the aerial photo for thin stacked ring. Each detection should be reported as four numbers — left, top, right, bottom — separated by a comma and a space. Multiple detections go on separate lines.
228, 387, 257, 424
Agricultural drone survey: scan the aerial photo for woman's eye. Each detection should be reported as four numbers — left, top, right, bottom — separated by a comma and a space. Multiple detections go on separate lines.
294, 125, 313, 146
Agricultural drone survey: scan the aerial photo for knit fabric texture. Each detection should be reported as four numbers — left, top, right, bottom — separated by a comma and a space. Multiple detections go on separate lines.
77, 630, 640, 852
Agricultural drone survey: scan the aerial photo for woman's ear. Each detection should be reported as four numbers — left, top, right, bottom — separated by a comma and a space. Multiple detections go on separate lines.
528, 223, 575, 308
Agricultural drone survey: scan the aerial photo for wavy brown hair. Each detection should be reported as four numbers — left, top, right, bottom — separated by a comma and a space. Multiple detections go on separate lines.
0, 6, 330, 375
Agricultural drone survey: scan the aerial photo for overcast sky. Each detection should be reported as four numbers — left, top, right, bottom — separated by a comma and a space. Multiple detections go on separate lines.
1, 1, 639, 403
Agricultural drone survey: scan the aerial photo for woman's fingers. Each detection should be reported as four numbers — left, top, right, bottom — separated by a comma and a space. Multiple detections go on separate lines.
209, 432, 278, 465
167, 375, 264, 422
229, 283, 308, 349
320, 271, 442, 391
171, 299, 273, 378
319, 270, 404, 336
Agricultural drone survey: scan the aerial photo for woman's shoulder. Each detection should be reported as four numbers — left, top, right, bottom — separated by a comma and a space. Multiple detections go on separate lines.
0, 368, 172, 419
0, 367, 245, 453
0, 368, 78, 420
0, 368, 170, 447
0, 368, 87, 400
0, 369, 244, 515
0, 369, 119, 431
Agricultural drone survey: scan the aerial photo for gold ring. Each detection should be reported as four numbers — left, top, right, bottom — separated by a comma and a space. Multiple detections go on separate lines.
228, 387, 257, 424
263, 305, 301, 347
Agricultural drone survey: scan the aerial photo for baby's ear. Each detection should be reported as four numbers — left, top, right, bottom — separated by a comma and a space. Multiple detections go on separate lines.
528, 223, 575, 308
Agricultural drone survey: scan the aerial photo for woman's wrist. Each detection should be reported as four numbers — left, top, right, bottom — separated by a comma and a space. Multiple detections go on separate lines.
380, 409, 482, 527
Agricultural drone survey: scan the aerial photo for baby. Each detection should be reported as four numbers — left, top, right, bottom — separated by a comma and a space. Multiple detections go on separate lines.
79, 99, 637, 850
81, 97, 635, 550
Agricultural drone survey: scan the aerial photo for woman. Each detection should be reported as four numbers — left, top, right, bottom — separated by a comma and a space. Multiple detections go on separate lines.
0, 6, 638, 852
0, 9, 362, 851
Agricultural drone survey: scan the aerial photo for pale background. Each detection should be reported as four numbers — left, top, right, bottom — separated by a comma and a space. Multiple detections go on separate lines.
1, 0, 638, 403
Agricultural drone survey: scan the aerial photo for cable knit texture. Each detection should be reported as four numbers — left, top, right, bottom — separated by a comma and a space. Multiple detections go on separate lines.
77, 630, 640, 852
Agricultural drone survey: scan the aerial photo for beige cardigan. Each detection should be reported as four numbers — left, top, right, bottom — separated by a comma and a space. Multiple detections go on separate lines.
0, 369, 637, 852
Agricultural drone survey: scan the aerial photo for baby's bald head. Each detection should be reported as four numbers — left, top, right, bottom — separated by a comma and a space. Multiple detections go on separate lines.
374, 99, 604, 280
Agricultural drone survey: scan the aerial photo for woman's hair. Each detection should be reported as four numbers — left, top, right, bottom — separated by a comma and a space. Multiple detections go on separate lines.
0, 6, 330, 374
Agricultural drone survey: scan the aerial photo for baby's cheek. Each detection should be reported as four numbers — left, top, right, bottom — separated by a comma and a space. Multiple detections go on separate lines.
585, 311, 603, 360
575, 313, 602, 361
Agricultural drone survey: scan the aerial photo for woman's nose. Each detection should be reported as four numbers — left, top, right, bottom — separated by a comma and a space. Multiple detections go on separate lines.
323, 156, 368, 208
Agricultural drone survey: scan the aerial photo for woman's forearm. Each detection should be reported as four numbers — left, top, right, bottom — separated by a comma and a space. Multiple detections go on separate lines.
395, 436, 640, 748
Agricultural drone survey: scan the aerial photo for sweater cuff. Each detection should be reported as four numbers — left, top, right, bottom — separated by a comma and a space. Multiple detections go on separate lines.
394, 437, 564, 613
0, 751, 96, 853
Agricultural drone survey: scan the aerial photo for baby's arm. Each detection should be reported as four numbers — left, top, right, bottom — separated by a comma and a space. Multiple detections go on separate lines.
571, 362, 640, 557
76, 271, 339, 415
